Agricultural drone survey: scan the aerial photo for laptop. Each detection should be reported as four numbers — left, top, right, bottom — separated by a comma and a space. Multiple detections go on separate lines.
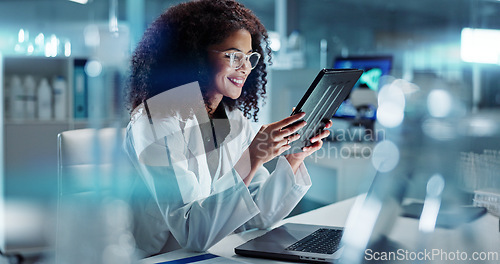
235, 162, 407, 263
234, 223, 344, 263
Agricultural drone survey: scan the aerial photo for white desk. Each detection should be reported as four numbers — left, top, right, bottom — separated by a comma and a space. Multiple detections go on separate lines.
142, 197, 500, 263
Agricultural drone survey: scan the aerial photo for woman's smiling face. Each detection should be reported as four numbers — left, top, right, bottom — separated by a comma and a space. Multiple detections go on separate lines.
207, 29, 254, 102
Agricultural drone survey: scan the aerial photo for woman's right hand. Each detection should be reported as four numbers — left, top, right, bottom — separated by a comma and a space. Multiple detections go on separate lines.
248, 112, 306, 168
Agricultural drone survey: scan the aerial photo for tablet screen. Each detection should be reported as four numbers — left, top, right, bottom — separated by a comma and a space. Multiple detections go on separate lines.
283, 69, 363, 155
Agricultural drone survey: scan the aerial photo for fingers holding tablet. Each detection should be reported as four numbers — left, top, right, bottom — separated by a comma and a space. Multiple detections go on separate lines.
281, 133, 301, 147
248, 112, 308, 165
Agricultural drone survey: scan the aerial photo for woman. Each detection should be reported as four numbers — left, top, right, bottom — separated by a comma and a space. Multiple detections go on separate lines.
124, 0, 332, 258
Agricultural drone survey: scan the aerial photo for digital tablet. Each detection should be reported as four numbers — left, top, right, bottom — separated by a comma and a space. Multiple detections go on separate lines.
282, 68, 363, 155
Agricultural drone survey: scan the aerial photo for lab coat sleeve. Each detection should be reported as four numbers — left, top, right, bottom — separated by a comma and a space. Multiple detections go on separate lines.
242, 156, 311, 229
127, 127, 260, 253
238, 117, 312, 230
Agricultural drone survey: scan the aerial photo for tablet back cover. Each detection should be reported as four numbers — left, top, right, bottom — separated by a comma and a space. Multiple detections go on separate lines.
283, 69, 363, 155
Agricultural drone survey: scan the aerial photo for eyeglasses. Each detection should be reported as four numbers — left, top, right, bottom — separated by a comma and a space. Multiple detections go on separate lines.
210, 50, 261, 70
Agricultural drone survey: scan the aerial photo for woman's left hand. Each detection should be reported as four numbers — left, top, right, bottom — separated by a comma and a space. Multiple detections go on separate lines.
285, 119, 333, 173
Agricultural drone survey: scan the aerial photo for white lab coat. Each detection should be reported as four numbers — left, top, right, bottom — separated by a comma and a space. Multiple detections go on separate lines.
124, 82, 311, 258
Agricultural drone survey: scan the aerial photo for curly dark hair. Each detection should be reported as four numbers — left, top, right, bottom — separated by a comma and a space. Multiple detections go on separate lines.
126, 0, 272, 121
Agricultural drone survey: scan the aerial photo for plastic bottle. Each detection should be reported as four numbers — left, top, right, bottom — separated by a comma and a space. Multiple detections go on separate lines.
52, 76, 67, 120
37, 78, 53, 120
23, 75, 37, 120
9, 75, 25, 120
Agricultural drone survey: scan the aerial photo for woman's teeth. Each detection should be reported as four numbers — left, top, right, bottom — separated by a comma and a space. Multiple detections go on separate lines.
229, 78, 243, 85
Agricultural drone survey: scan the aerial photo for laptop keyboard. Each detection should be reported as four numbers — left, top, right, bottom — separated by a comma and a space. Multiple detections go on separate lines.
285, 228, 343, 255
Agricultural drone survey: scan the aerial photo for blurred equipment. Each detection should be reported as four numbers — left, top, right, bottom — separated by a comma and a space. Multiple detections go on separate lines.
457, 111, 500, 191
332, 56, 392, 141
473, 189, 500, 217
349, 87, 378, 140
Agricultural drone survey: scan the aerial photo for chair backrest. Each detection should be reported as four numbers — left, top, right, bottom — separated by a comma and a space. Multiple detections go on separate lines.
57, 127, 134, 196
56, 127, 138, 263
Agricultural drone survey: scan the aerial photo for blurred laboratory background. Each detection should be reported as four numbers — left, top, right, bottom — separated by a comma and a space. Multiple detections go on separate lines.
0, 0, 499, 263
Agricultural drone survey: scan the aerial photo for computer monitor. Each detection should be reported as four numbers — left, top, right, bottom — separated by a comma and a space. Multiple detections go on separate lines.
334, 55, 392, 91
333, 55, 393, 120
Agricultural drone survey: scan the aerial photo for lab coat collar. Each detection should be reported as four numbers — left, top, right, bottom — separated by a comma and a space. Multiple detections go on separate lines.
183, 103, 240, 158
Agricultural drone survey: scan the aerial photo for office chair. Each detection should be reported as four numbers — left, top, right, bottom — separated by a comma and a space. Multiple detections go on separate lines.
56, 127, 138, 263
57, 127, 133, 196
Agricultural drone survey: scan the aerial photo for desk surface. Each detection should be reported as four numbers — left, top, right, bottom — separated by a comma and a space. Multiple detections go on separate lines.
142, 196, 500, 264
